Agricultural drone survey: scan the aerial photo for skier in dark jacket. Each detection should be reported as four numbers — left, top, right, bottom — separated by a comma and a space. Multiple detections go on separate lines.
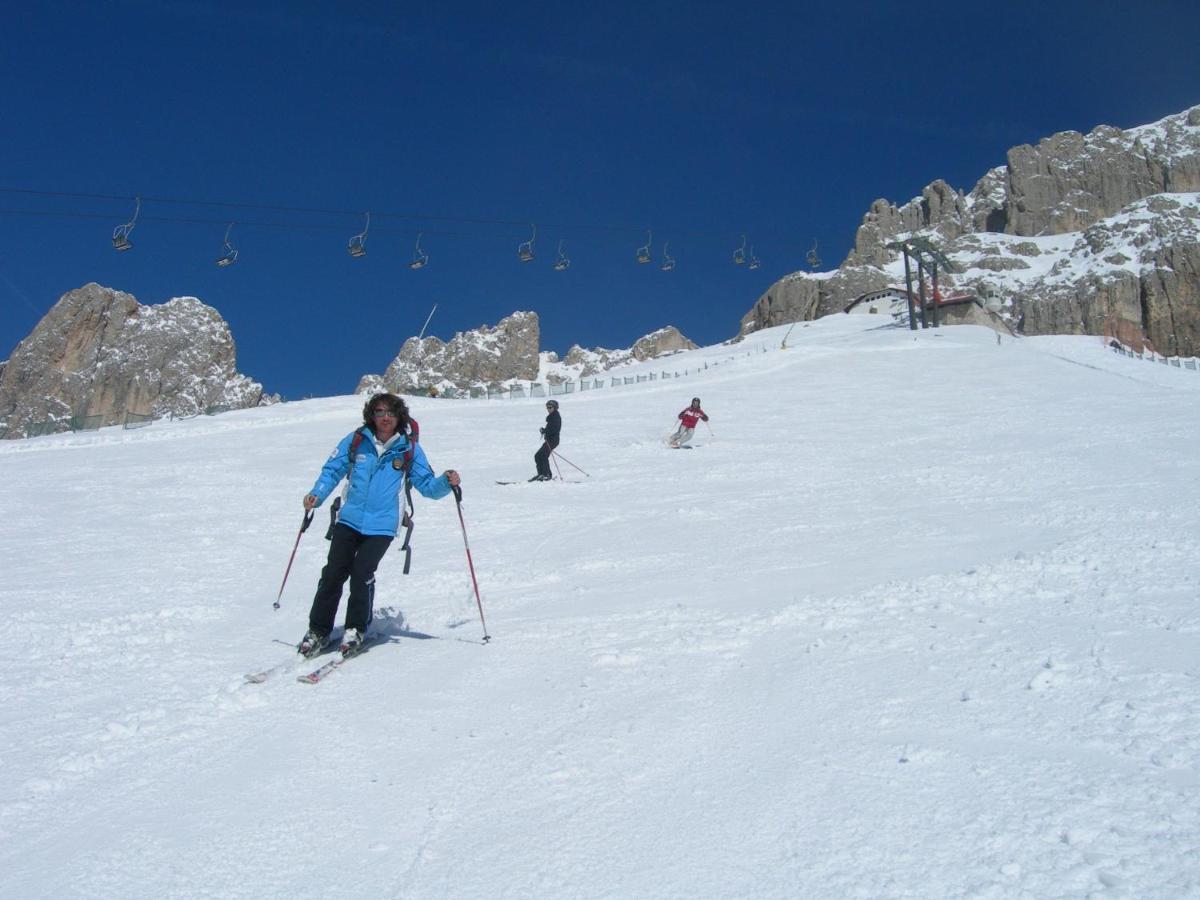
298, 393, 460, 658
531, 399, 561, 481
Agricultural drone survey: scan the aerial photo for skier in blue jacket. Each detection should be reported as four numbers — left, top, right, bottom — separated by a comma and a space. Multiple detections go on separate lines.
299, 392, 460, 657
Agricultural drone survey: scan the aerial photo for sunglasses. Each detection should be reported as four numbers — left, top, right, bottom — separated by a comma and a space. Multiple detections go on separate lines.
372, 409, 397, 418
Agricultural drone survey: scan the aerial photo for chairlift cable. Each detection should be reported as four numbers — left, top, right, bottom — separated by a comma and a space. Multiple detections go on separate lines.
0, 186, 773, 244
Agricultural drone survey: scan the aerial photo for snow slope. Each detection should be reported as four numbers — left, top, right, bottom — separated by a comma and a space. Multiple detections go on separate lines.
2, 316, 1199, 898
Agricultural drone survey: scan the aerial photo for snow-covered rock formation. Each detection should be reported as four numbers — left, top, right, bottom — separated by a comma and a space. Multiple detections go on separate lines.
741, 105, 1200, 355
0, 283, 264, 439
357, 314, 697, 395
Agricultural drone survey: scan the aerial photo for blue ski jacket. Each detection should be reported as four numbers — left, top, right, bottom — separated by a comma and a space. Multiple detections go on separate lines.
308, 427, 451, 537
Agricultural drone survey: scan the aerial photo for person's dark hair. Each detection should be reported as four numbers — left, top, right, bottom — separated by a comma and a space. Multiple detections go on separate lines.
362, 392, 410, 435
546, 399, 559, 410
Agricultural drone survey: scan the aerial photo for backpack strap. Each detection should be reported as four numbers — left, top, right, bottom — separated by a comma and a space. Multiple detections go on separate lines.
396, 418, 419, 574
326, 429, 368, 540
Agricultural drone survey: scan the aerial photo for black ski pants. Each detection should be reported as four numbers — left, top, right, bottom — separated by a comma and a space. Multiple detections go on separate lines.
308, 522, 393, 634
534, 439, 558, 479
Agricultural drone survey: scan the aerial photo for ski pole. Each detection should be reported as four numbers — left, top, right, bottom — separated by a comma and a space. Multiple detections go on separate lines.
274, 508, 315, 610
704, 420, 715, 437
551, 450, 590, 477
551, 447, 563, 482
451, 485, 491, 643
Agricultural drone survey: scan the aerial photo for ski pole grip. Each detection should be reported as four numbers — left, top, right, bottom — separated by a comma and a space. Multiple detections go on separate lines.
300, 508, 314, 532
452, 484, 463, 503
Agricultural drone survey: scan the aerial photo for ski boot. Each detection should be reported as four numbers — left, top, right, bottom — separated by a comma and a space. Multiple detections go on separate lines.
340, 627, 367, 657
298, 629, 329, 659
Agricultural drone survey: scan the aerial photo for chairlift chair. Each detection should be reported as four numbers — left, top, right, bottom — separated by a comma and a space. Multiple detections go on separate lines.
410, 232, 428, 270
216, 222, 238, 267
554, 239, 570, 271
518, 223, 536, 262
636, 230, 652, 264
112, 196, 140, 252
748, 246, 761, 270
661, 241, 675, 272
733, 233, 747, 265
806, 239, 821, 270
348, 211, 370, 258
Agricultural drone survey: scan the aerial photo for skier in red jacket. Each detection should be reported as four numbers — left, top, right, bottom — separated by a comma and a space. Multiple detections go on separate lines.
670, 397, 709, 448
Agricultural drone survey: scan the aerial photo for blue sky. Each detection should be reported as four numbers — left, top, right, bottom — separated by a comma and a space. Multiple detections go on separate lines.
2, 0, 1197, 399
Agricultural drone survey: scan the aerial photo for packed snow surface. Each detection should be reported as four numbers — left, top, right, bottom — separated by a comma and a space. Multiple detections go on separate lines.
2, 316, 1198, 898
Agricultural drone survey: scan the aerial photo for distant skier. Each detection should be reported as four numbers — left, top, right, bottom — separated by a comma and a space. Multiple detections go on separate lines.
531, 399, 561, 481
670, 397, 709, 448
298, 393, 460, 658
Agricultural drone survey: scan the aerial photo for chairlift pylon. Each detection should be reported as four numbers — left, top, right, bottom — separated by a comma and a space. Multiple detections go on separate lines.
410, 232, 428, 270
518, 223, 536, 262
733, 233, 747, 265
112, 196, 140, 252
748, 246, 761, 270
661, 241, 675, 272
348, 211, 370, 258
636, 230, 652, 264
806, 239, 821, 270
554, 239, 570, 271
215, 222, 238, 267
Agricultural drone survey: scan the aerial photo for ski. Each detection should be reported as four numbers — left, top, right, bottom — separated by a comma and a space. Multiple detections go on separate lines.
246, 654, 323, 684
496, 479, 580, 484
244, 660, 294, 684
296, 657, 344, 685
245, 642, 335, 683
296, 637, 383, 684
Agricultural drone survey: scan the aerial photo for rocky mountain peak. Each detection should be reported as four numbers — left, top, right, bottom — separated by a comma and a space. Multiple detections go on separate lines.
0, 283, 264, 439
357, 311, 541, 395
740, 104, 1200, 357
358, 313, 699, 394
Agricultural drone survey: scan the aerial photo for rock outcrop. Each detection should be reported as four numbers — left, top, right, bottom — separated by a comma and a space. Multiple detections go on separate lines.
0, 283, 264, 439
561, 326, 699, 377
1003, 111, 1200, 236
358, 314, 699, 394
740, 104, 1200, 353
1017, 193, 1200, 354
357, 311, 542, 394
631, 326, 698, 360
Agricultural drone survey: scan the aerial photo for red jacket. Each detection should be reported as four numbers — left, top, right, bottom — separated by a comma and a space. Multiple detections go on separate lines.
678, 406, 708, 428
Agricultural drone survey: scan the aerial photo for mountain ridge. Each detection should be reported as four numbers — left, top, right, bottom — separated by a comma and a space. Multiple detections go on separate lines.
740, 104, 1200, 355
